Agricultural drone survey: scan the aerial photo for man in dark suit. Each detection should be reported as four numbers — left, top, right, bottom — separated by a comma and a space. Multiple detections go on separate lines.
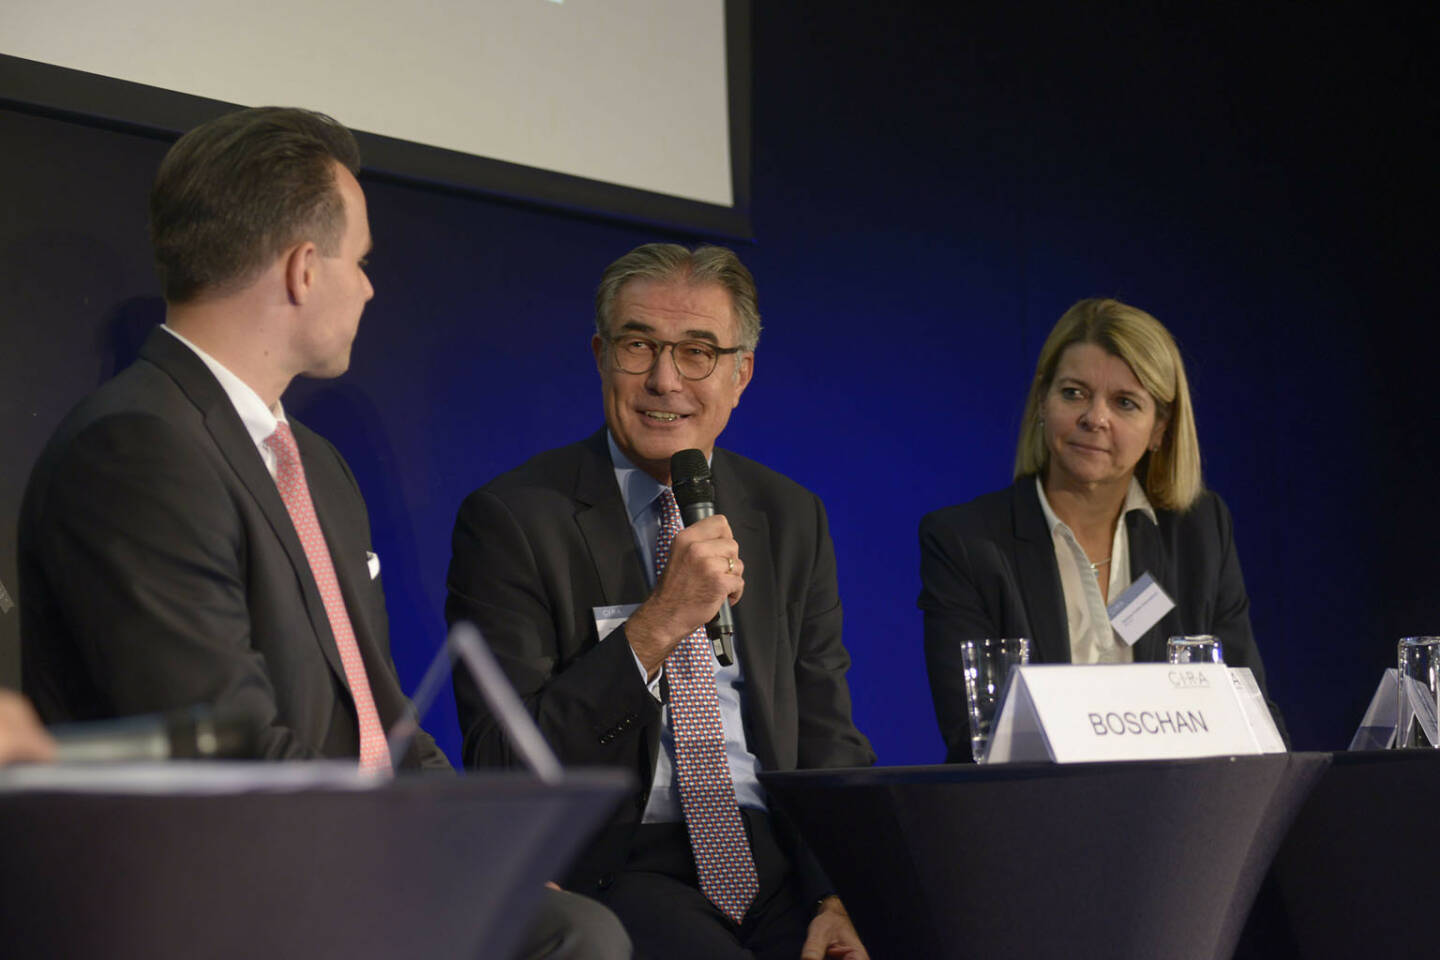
447, 243, 875, 959
18, 106, 627, 959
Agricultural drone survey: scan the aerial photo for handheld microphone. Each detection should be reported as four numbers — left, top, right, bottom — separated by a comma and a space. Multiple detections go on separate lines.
670, 448, 735, 666
50, 705, 256, 763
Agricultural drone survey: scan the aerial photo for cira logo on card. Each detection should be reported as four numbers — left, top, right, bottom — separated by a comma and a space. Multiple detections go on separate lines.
1167, 669, 1211, 689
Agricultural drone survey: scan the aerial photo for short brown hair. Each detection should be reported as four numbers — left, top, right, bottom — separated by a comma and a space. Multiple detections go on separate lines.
1014, 297, 1203, 511
149, 106, 361, 303
594, 243, 762, 351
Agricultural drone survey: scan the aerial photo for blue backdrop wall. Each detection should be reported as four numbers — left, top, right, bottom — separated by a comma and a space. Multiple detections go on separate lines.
1, 3, 1433, 763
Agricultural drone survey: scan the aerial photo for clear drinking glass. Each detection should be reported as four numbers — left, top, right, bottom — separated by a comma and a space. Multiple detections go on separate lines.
1396, 637, 1440, 748
959, 638, 1029, 761
1167, 635, 1225, 665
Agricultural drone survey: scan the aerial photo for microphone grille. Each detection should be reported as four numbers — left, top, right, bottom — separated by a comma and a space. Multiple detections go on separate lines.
669, 448, 710, 483
670, 449, 714, 509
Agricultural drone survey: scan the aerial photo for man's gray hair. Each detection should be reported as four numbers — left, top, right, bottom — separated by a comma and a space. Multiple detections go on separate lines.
594, 243, 762, 351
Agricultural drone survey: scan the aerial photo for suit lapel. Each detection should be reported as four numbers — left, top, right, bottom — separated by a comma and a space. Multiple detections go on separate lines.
572, 430, 651, 609
713, 451, 779, 767
1126, 510, 1175, 663
570, 431, 661, 779
140, 329, 349, 685
1012, 478, 1072, 664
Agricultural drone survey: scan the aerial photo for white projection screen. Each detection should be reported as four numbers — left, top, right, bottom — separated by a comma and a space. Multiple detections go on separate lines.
0, 0, 752, 237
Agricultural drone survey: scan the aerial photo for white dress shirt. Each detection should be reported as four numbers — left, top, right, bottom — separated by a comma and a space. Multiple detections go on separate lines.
1035, 475, 1157, 664
161, 325, 286, 477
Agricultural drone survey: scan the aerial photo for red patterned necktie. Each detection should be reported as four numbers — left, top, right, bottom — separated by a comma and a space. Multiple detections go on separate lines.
655, 488, 758, 924
265, 422, 391, 774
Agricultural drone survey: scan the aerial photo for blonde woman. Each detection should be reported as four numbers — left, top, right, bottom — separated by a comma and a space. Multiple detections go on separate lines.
919, 298, 1284, 761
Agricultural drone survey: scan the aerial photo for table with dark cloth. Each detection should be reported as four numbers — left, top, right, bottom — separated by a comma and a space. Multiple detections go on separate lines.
0, 768, 630, 960
763, 754, 1329, 960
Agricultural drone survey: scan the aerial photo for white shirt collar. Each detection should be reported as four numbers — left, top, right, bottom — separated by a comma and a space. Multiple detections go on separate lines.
161, 324, 285, 447
1035, 474, 1157, 535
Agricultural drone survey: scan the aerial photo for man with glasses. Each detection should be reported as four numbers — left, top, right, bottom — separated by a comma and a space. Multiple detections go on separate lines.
447, 243, 875, 959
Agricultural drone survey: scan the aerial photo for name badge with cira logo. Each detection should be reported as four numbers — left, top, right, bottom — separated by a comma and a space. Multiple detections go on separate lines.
592, 603, 641, 642
984, 663, 1271, 763
1106, 572, 1176, 646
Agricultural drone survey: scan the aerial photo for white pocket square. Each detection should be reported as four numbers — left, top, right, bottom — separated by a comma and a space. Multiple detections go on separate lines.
366, 551, 381, 580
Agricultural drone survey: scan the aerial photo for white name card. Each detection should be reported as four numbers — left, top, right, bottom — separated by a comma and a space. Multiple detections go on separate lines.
1228, 667, 1287, 754
984, 663, 1273, 763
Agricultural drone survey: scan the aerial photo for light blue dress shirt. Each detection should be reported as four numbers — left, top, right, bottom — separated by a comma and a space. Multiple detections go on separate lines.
606, 433, 767, 821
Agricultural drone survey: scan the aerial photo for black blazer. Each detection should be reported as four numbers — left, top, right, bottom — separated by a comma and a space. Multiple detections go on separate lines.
19, 328, 449, 770
446, 430, 875, 893
919, 476, 1283, 762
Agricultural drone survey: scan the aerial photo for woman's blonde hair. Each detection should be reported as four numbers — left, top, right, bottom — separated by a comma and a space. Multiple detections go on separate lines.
1014, 298, 1203, 511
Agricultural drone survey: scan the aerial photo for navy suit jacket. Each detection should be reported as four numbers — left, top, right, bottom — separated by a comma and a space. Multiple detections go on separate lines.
446, 430, 874, 894
919, 476, 1284, 762
19, 327, 448, 770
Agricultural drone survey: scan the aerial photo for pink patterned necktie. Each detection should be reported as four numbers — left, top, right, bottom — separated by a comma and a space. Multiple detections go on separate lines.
265, 422, 391, 774
655, 488, 758, 924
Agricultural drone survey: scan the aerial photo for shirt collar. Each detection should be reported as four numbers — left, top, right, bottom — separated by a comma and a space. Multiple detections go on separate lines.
1035, 474, 1157, 535
1123, 476, 1158, 525
607, 431, 668, 524
162, 325, 285, 446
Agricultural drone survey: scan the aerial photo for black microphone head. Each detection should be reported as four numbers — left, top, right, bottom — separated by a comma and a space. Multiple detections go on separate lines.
670, 449, 714, 509
670, 448, 710, 483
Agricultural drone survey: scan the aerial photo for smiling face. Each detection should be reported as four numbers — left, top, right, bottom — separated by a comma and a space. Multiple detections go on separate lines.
592, 278, 753, 483
1042, 342, 1168, 494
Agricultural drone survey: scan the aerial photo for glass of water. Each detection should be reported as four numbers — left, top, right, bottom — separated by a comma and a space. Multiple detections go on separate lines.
1167, 635, 1225, 665
959, 638, 1029, 762
1397, 637, 1440, 748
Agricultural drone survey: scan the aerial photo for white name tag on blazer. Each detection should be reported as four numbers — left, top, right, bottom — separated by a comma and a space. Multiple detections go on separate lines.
592, 603, 640, 641
1107, 571, 1175, 646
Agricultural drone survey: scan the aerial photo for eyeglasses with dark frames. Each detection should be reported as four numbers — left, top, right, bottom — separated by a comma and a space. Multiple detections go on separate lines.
607, 335, 744, 381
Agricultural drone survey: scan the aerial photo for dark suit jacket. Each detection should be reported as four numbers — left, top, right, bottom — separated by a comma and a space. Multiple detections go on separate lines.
919, 476, 1284, 762
446, 430, 874, 893
19, 327, 449, 770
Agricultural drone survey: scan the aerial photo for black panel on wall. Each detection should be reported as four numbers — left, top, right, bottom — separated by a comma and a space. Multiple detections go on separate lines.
1, 3, 1434, 763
